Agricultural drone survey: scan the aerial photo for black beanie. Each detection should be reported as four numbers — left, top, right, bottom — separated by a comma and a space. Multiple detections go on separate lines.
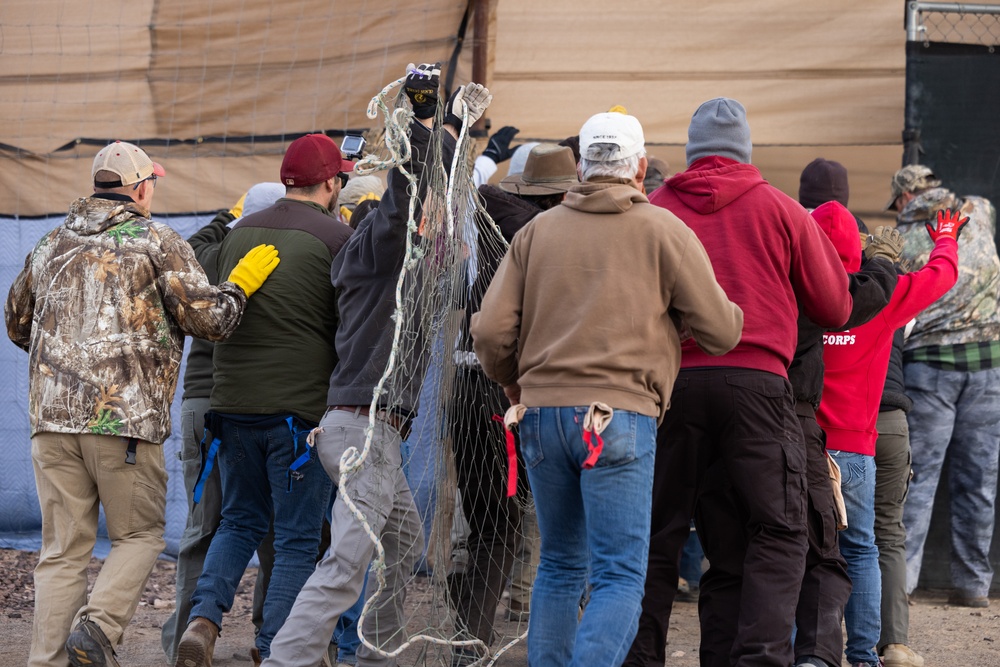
799, 158, 849, 209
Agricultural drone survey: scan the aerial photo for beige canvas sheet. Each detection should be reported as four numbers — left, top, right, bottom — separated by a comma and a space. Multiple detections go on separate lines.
1, 0, 989, 217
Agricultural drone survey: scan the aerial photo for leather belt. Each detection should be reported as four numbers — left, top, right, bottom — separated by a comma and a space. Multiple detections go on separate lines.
329, 405, 409, 436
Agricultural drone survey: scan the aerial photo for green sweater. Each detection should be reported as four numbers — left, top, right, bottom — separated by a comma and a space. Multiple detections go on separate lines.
212, 199, 352, 423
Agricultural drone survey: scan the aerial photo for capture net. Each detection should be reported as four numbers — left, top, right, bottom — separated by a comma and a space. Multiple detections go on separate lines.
2, 1, 535, 664
339, 70, 534, 665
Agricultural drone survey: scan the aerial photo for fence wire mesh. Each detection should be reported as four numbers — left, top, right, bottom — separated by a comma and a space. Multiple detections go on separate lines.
910, 2, 1000, 47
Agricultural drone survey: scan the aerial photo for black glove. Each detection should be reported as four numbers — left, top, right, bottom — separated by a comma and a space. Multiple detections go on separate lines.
403, 62, 441, 120
482, 126, 520, 163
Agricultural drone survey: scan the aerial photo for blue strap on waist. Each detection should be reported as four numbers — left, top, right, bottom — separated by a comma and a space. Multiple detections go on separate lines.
192, 431, 221, 505
191, 412, 315, 503
286, 416, 314, 492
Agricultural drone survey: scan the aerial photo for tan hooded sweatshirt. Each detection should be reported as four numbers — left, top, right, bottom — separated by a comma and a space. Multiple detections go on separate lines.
471, 178, 743, 422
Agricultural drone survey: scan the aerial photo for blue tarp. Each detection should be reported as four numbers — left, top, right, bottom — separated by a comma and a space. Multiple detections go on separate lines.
0, 214, 211, 558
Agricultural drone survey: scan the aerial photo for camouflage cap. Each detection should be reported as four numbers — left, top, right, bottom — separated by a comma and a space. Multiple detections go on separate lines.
885, 165, 941, 210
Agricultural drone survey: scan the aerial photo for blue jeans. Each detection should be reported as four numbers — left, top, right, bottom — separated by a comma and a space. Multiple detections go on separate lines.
679, 524, 704, 587
830, 450, 880, 667
519, 406, 656, 667
903, 362, 1000, 597
189, 416, 333, 657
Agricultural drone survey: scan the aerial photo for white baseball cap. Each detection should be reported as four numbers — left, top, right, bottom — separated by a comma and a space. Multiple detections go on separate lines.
579, 112, 645, 161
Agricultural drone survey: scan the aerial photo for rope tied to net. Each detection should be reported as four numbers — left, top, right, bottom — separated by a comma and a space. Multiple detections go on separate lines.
342, 77, 504, 663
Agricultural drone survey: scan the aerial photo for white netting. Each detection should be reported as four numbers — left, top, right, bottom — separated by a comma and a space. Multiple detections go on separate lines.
336, 73, 534, 666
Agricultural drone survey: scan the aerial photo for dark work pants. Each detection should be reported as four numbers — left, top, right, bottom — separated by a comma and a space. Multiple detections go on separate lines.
623, 394, 700, 667
449, 367, 526, 645
676, 369, 809, 667
793, 403, 852, 666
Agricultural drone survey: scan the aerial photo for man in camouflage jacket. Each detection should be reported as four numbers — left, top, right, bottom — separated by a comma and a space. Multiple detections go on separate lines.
5, 141, 275, 667
889, 165, 1000, 609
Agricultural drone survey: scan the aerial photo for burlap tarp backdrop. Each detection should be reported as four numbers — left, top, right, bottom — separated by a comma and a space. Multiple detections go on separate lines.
1, 0, 934, 220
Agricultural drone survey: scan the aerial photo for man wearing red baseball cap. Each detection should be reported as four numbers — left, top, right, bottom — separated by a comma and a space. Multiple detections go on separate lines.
176, 132, 355, 665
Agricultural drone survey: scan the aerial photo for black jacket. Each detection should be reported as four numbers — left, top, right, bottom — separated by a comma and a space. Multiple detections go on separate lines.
456, 185, 542, 360
880, 326, 912, 412
181, 210, 234, 400
789, 255, 898, 407
326, 120, 456, 414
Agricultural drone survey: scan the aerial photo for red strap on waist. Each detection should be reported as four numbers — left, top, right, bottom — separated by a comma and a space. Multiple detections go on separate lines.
582, 428, 604, 469
492, 414, 518, 498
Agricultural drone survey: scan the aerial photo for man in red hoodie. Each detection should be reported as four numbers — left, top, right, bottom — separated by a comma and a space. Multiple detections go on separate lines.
639, 98, 853, 667
815, 202, 961, 667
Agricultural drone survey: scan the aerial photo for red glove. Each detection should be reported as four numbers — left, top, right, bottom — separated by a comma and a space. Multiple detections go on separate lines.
925, 208, 969, 243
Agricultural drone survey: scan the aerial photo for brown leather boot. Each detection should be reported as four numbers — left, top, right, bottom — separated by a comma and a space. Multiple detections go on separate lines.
175, 617, 219, 667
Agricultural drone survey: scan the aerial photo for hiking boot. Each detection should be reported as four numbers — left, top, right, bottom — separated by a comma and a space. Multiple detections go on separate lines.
881, 643, 925, 667
947, 591, 989, 608
176, 617, 219, 667
65, 615, 120, 667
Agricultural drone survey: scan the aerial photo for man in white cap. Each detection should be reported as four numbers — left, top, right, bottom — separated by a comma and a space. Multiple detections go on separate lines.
471, 111, 743, 667
5, 141, 280, 667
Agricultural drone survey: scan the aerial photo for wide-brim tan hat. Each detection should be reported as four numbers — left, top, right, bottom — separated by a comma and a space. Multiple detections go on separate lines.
499, 143, 579, 196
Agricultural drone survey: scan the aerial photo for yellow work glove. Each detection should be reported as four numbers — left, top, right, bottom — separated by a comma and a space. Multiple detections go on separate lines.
229, 191, 248, 218
227, 244, 280, 297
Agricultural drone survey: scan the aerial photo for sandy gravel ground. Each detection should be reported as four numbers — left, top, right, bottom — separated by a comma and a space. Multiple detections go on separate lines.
0, 549, 997, 666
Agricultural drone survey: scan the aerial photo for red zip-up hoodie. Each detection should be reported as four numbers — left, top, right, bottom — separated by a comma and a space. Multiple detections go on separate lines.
815, 201, 959, 455
650, 156, 851, 377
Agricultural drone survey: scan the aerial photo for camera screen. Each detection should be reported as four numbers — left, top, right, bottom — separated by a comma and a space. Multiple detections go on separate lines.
341, 135, 365, 155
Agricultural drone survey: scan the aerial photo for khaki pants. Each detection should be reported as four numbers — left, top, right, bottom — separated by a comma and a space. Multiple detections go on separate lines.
29, 432, 166, 667
509, 506, 540, 608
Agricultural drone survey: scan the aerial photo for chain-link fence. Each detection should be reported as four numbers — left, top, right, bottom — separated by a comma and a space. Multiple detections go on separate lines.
908, 1, 1000, 47
903, 2, 1000, 594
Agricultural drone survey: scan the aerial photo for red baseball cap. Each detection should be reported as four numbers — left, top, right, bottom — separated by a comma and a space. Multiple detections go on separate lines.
280, 134, 355, 188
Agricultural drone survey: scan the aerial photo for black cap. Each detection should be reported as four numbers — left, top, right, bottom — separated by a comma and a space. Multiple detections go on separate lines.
799, 158, 849, 209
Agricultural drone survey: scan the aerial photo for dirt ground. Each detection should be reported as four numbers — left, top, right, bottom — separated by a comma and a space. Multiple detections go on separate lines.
0, 548, 997, 666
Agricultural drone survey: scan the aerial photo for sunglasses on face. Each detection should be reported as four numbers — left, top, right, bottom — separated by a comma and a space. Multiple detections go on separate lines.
337, 172, 349, 189
132, 174, 157, 190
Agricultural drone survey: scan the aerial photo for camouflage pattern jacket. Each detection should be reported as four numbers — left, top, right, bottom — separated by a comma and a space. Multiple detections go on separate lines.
5, 195, 248, 444
896, 187, 1000, 349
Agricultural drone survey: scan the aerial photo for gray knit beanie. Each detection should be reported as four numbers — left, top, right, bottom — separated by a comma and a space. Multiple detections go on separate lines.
685, 97, 752, 166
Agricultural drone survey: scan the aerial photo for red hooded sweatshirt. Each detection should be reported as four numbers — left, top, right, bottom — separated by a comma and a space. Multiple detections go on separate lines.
650, 156, 852, 377
815, 201, 959, 455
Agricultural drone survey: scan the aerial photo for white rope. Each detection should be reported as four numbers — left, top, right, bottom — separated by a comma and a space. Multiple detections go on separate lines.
341, 79, 498, 662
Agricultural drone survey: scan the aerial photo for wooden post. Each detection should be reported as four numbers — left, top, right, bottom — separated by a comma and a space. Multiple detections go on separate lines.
471, 0, 489, 136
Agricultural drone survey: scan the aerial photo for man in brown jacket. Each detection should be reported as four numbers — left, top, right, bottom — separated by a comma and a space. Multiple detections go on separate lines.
471, 111, 743, 667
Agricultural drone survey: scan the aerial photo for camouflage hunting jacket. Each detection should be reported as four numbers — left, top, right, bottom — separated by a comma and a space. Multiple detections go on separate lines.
5, 195, 248, 444
896, 187, 1000, 349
